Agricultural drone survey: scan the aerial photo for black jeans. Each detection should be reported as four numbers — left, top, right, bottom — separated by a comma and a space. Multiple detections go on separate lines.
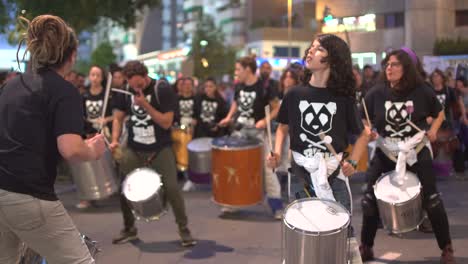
361, 148, 452, 249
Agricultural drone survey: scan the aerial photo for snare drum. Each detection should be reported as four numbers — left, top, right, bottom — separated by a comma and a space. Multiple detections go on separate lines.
123, 168, 166, 221
282, 198, 350, 264
171, 125, 192, 171
188, 137, 212, 184
374, 171, 423, 233
211, 136, 263, 207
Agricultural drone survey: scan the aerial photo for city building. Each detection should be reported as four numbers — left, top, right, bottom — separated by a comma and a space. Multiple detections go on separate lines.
315, 0, 468, 68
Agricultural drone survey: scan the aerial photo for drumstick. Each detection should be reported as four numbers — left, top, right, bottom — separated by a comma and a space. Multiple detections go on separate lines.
98, 73, 113, 134
407, 120, 424, 133
264, 105, 275, 172
112, 88, 133, 96
361, 98, 372, 129
318, 131, 342, 163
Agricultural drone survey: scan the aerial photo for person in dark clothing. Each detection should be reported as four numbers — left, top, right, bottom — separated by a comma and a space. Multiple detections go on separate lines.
359, 49, 456, 264
193, 78, 228, 138
0, 15, 105, 264
259, 61, 280, 98
109, 61, 196, 247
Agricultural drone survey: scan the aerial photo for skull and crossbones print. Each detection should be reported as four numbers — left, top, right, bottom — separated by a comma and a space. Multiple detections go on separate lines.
298, 100, 336, 158
130, 94, 156, 144
237, 90, 256, 126
384, 100, 414, 139
179, 99, 194, 119
85, 99, 103, 119
200, 100, 218, 123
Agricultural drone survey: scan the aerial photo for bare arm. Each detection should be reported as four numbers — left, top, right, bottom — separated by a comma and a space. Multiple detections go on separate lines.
144, 104, 174, 130
219, 101, 238, 126
269, 99, 280, 121
274, 124, 289, 157
111, 110, 126, 144
427, 110, 445, 142
57, 134, 102, 162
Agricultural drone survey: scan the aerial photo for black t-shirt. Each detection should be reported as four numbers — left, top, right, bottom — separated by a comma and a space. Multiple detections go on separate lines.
234, 79, 277, 127
278, 85, 363, 158
0, 70, 84, 200
434, 86, 457, 128
175, 96, 195, 125
82, 89, 113, 135
363, 82, 442, 141
194, 94, 228, 137
113, 79, 176, 152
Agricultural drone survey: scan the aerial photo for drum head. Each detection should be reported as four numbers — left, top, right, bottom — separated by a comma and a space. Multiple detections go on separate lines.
284, 198, 350, 234
211, 136, 261, 149
188, 137, 213, 152
123, 168, 162, 202
374, 171, 420, 203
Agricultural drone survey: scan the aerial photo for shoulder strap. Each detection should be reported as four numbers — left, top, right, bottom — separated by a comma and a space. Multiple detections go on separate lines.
153, 80, 161, 105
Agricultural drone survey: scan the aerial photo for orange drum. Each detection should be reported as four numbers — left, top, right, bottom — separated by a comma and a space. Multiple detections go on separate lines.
171, 125, 192, 171
345, 144, 368, 172
211, 136, 263, 207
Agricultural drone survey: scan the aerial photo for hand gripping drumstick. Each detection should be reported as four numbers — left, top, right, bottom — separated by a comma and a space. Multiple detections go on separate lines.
264, 105, 275, 172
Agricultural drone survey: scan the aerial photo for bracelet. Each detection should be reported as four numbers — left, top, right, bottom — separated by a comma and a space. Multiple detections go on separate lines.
347, 159, 358, 169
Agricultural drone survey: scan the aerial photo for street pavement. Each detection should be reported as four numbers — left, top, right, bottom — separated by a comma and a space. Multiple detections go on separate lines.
57, 173, 468, 264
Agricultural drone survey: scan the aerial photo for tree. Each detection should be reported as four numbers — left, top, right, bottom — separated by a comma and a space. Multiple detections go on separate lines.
90, 42, 117, 68
433, 37, 468, 56
0, 0, 160, 41
190, 15, 237, 80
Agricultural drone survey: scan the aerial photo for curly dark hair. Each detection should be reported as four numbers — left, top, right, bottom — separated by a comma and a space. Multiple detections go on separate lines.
279, 67, 303, 94
122, 60, 148, 78
380, 50, 423, 95
316, 34, 355, 97
430, 68, 447, 87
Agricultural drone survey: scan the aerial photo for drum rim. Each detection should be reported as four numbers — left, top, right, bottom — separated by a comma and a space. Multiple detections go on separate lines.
373, 171, 421, 206
283, 198, 351, 236
211, 142, 263, 150
123, 167, 163, 202
188, 137, 214, 152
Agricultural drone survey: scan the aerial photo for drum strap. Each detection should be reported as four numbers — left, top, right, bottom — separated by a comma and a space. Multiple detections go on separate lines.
377, 137, 428, 163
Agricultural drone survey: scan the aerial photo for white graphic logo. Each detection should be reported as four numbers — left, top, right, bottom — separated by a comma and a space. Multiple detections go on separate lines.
131, 94, 156, 144
201, 100, 218, 123
436, 94, 446, 108
384, 100, 413, 138
298, 101, 337, 157
179, 99, 194, 118
85, 99, 103, 119
237, 90, 256, 126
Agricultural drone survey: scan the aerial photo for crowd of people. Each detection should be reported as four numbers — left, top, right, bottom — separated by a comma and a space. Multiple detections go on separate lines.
1, 14, 467, 264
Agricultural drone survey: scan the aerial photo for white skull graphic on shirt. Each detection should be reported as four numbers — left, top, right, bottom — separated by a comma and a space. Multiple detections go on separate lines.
85, 99, 103, 119
200, 100, 218, 123
384, 100, 414, 139
130, 94, 156, 144
298, 100, 337, 157
179, 99, 194, 118
436, 94, 446, 108
237, 90, 256, 126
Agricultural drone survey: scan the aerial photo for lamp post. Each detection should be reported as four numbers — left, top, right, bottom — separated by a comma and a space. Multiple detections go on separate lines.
287, 0, 292, 64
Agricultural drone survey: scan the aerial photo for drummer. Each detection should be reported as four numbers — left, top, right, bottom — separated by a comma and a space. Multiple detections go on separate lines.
176, 77, 196, 129
359, 49, 455, 263
219, 55, 283, 219
267, 34, 369, 238
0, 15, 105, 264
193, 77, 228, 138
109, 61, 196, 247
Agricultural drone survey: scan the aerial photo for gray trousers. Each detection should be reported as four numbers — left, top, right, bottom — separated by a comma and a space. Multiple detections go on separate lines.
0, 189, 94, 264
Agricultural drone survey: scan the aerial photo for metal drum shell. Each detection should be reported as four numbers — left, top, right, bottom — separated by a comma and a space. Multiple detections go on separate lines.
123, 168, 166, 222
188, 137, 213, 175
171, 126, 192, 171
69, 148, 118, 200
374, 172, 424, 234
282, 198, 350, 264
211, 137, 263, 207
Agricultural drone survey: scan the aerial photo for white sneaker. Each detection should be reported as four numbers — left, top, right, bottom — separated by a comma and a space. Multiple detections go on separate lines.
182, 180, 196, 192
274, 210, 283, 220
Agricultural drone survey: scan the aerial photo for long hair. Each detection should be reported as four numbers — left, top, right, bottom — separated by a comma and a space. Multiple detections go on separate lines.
279, 67, 303, 94
315, 34, 356, 97
21, 15, 78, 73
430, 68, 447, 87
380, 50, 423, 95
204, 77, 223, 100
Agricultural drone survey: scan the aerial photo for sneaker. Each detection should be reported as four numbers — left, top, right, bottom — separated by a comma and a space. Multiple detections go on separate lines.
112, 227, 138, 244
273, 209, 283, 220
76, 200, 91, 209
359, 244, 375, 262
182, 180, 196, 192
179, 227, 196, 247
441, 244, 456, 264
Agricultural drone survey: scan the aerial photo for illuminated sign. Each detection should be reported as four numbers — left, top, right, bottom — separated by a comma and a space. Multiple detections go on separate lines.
157, 48, 186, 60
322, 14, 376, 33
256, 57, 303, 69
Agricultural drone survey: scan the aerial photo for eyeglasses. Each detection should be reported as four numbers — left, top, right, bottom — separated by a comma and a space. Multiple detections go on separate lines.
384, 62, 402, 69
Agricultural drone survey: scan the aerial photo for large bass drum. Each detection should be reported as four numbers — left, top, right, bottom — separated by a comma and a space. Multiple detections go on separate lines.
69, 148, 118, 200
123, 167, 166, 221
374, 171, 423, 234
211, 136, 263, 207
282, 198, 351, 264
